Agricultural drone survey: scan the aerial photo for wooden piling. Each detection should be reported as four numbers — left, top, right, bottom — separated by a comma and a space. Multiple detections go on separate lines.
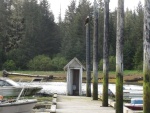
85, 16, 91, 97
93, 0, 98, 100
102, 0, 109, 107
143, 0, 150, 113
116, 0, 124, 113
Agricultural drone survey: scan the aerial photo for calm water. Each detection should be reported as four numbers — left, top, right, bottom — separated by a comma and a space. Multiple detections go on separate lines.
19, 82, 143, 96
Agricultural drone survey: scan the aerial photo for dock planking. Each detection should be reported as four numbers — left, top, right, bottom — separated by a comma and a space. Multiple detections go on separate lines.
56, 95, 115, 113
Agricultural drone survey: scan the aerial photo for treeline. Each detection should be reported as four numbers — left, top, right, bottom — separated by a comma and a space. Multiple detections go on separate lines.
0, 0, 143, 71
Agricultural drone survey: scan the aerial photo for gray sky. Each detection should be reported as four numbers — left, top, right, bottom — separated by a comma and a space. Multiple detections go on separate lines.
48, 0, 144, 22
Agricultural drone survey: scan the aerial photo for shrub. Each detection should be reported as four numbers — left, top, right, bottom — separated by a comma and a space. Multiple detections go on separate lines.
51, 56, 68, 71
27, 55, 68, 71
2, 60, 17, 71
98, 59, 103, 71
109, 56, 116, 71
98, 56, 116, 71
136, 61, 143, 71
27, 55, 52, 71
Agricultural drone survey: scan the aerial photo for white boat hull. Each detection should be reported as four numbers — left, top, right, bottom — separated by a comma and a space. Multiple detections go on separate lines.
0, 77, 42, 97
0, 99, 37, 113
0, 87, 42, 97
0, 87, 22, 97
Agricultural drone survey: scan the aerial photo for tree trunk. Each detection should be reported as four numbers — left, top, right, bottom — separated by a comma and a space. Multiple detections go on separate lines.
116, 0, 124, 113
143, 0, 150, 112
102, 0, 109, 107
85, 17, 91, 97
93, 0, 98, 100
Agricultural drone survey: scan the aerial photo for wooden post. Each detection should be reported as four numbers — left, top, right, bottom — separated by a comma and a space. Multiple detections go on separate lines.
85, 16, 91, 97
102, 0, 109, 107
93, 0, 98, 100
143, 0, 150, 112
116, 0, 124, 113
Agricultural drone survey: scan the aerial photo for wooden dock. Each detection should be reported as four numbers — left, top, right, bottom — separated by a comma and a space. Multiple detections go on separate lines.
31, 94, 143, 113
56, 95, 115, 113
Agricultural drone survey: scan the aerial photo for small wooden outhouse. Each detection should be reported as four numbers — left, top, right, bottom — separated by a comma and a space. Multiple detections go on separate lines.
64, 57, 85, 96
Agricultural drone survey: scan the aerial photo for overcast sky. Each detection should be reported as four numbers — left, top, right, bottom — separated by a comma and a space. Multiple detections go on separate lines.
47, 0, 144, 22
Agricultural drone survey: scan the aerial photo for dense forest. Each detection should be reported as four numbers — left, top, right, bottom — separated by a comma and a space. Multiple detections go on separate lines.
0, 0, 143, 71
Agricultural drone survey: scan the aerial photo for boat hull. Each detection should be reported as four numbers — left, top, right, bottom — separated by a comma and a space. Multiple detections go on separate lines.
0, 77, 42, 97
125, 105, 143, 110
0, 87, 42, 97
0, 99, 37, 113
0, 87, 21, 97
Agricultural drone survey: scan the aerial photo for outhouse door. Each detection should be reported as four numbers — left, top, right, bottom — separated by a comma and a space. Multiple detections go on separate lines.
73, 69, 79, 96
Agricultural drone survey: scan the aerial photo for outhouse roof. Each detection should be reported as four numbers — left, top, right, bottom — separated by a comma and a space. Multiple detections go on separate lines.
64, 57, 86, 71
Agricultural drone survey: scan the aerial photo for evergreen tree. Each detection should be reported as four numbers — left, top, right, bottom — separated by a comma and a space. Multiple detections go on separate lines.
133, 2, 144, 70
0, 0, 12, 68
109, 9, 117, 56
39, 0, 60, 56
7, 0, 25, 52
61, 0, 91, 61
60, 0, 77, 60
0, 0, 145, 70
124, 9, 135, 70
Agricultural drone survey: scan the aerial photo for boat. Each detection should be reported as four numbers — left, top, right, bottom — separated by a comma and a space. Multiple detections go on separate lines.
0, 99, 37, 113
108, 84, 143, 100
0, 77, 42, 97
124, 98, 143, 110
0, 88, 37, 113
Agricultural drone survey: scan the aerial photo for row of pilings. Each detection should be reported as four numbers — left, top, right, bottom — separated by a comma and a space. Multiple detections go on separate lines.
85, 0, 149, 113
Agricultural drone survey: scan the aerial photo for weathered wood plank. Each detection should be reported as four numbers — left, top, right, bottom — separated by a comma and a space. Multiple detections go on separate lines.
51, 104, 56, 113
2, 70, 53, 80
52, 98, 57, 105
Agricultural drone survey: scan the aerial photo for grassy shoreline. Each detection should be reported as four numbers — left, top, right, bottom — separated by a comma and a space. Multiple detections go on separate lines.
0, 70, 143, 84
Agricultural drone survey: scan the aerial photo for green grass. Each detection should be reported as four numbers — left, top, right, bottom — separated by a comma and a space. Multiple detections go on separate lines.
0, 70, 143, 77
97, 70, 143, 77
123, 70, 143, 76
0, 70, 143, 84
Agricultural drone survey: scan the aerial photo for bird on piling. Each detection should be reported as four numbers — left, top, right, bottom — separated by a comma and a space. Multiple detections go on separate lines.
85, 16, 89, 25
